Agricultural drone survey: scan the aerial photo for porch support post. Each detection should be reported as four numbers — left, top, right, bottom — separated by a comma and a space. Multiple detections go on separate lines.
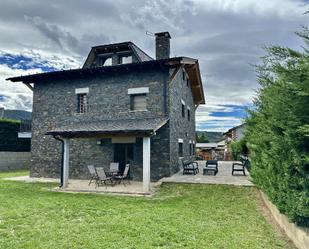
143, 136, 151, 192
63, 138, 70, 188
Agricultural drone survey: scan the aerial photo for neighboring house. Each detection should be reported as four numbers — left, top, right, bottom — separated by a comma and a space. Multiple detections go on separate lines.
196, 140, 225, 160
223, 123, 246, 160
224, 123, 246, 142
0, 118, 31, 171
7, 32, 205, 191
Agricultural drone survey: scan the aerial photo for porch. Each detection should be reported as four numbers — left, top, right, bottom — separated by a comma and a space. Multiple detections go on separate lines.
45, 118, 168, 194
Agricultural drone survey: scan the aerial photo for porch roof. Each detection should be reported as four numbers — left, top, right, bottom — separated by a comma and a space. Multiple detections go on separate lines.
45, 117, 168, 138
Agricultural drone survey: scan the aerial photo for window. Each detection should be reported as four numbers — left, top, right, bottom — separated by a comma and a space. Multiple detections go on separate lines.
77, 93, 87, 113
131, 94, 147, 111
103, 57, 112, 66
182, 103, 185, 118
178, 142, 183, 157
182, 71, 185, 80
189, 143, 192, 156
187, 108, 190, 121
122, 55, 132, 64
187, 79, 190, 87
192, 144, 195, 156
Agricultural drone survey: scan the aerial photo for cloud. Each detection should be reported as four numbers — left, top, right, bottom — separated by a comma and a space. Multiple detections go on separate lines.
0, 0, 308, 131
0, 64, 40, 111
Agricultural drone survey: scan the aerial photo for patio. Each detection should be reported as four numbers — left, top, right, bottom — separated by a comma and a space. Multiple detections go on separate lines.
4, 175, 159, 196
161, 160, 254, 186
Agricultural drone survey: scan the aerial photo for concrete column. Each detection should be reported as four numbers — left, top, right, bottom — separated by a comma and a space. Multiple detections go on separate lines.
63, 138, 70, 188
143, 137, 151, 192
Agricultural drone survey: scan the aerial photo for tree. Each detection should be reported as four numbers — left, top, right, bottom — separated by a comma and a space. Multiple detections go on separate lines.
246, 28, 309, 226
196, 133, 210, 143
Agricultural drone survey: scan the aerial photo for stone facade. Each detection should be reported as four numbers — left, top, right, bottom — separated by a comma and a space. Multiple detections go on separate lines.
30, 62, 196, 181
168, 67, 196, 174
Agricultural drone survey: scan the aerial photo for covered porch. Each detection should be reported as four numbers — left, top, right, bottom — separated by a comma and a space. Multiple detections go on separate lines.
46, 118, 168, 194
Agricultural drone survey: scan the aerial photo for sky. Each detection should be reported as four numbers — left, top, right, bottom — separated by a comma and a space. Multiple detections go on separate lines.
0, 0, 308, 132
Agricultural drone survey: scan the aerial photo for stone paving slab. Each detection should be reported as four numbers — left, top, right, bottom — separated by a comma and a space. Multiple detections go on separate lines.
161, 161, 254, 186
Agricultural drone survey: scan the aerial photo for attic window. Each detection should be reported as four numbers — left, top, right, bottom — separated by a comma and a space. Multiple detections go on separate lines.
182, 71, 186, 81
104, 58, 112, 66
122, 56, 132, 64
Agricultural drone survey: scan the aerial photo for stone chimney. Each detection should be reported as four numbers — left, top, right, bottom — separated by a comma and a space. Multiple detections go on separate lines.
0, 107, 4, 119
155, 32, 171, 60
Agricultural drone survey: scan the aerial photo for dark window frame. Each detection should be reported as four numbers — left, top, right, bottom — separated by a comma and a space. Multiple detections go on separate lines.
178, 142, 183, 157
77, 93, 87, 113
181, 103, 185, 118
187, 108, 190, 121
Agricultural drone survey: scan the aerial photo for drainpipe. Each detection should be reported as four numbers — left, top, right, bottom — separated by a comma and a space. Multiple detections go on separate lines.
53, 135, 64, 187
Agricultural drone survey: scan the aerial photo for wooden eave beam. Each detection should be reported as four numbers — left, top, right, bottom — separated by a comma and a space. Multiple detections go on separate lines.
23, 82, 34, 91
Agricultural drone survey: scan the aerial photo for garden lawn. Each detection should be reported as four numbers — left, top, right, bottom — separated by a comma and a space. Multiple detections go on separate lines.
0, 171, 293, 249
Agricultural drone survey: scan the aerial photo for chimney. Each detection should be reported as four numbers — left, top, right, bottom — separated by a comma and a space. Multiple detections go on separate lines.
0, 107, 4, 119
155, 31, 171, 60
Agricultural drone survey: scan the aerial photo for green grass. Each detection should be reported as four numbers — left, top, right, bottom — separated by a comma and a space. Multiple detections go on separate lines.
0, 171, 293, 249
0, 169, 29, 179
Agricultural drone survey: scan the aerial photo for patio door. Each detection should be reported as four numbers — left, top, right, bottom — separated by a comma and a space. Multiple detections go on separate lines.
113, 144, 133, 174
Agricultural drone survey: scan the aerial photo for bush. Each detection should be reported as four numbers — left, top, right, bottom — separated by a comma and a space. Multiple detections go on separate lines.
245, 29, 309, 226
0, 119, 30, 152
231, 138, 248, 160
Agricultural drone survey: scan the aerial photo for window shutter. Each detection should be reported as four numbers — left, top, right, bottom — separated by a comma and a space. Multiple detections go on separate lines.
132, 94, 146, 110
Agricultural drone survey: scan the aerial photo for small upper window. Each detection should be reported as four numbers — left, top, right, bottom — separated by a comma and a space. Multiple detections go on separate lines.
77, 93, 87, 113
187, 108, 191, 121
131, 94, 147, 111
182, 103, 185, 118
178, 142, 183, 157
122, 56, 132, 64
182, 71, 186, 81
104, 57, 112, 66
187, 79, 190, 87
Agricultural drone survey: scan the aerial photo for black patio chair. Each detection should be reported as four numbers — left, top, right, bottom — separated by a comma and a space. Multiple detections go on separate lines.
232, 157, 249, 176
181, 160, 199, 175
114, 164, 130, 185
87, 165, 98, 186
95, 167, 115, 187
204, 160, 218, 175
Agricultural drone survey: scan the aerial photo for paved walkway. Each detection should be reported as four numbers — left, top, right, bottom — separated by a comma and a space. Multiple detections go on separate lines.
161, 161, 254, 186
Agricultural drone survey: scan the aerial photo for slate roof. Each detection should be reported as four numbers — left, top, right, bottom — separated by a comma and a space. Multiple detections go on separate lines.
46, 117, 168, 138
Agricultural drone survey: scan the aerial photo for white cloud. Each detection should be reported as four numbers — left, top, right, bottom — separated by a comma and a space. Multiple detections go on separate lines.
0, 64, 40, 110
0, 0, 308, 131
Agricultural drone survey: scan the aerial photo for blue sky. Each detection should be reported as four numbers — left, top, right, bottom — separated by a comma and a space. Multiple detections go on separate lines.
0, 0, 308, 132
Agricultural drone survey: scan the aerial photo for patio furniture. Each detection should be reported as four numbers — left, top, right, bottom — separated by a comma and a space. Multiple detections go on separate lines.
232, 157, 249, 176
203, 160, 218, 175
114, 164, 130, 185
107, 162, 120, 176
95, 167, 115, 187
181, 160, 199, 175
87, 165, 98, 186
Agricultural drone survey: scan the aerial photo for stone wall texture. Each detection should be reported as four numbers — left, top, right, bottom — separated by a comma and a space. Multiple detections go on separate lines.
0, 152, 31, 171
31, 64, 196, 181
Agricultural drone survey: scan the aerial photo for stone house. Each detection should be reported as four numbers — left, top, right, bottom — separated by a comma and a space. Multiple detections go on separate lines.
7, 32, 205, 191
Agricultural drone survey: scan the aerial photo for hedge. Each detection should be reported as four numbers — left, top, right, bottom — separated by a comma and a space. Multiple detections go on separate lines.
0, 119, 30, 152
245, 29, 309, 226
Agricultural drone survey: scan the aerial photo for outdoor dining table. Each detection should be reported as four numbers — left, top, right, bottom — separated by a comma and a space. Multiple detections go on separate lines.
105, 170, 120, 177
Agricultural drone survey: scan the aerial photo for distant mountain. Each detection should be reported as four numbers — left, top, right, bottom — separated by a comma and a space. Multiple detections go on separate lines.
196, 131, 224, 143
3, 110, 32, 120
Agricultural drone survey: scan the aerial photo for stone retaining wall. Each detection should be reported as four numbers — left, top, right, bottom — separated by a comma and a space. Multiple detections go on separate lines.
0, 152, 31, 171
260, 190, 309, 249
